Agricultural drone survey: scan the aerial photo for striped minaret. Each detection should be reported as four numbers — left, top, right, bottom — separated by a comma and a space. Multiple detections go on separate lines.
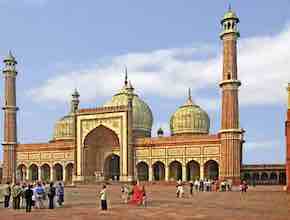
2, 51, 18, 183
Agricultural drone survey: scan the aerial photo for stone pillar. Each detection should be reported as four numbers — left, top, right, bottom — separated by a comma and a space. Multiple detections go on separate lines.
50, 166, 54, 182
26, 168, 29, 181
149, 165, 153, 181
200, 164, 204, 180
38, 166, 41, 181
182, 165, 186, 181
165, 165, 169, 181
63, 165, 66, 183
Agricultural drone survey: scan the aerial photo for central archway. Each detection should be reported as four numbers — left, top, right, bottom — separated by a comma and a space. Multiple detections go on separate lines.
169, 161, 182, 181
204, 160, 219, 180
104, 154, 120, 180
83, 125, 120, 180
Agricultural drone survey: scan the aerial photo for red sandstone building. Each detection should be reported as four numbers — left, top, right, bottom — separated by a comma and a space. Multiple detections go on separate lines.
1, 8, 287, 186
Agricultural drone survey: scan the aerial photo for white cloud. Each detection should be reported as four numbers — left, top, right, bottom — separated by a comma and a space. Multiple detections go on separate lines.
28, 23, 290, 108
244, 141, 279, 150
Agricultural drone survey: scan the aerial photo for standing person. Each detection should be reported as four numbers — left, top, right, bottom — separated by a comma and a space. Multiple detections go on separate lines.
35, 182, 45, 209
194, 179, 199, 192
99, 184, 108, 211
56, 182, 64, 206
31, 184, 36, 208
199, 179, 204, 192
11, 182, 22, 209
121, 184, 129, 204
24, 185, 33, 213
142, 185, 147, 207
189, 181, 194, 196
3, 182, 11, 208
48, 182, 56, 209
20, 183, 27, 209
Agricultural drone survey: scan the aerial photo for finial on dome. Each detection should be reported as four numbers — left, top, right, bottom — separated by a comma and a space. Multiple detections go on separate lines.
185, 88, 193, 106
124, 66, 128, 86
157, 127, 164, 137
228, 3, 231, 11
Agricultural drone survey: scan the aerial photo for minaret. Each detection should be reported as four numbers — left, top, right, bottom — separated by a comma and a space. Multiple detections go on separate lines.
2, 51, 18, 183
70, 89, 80, 182
127, 79, 134, 181
286, 83, 290, 193
219, 7, 244, 184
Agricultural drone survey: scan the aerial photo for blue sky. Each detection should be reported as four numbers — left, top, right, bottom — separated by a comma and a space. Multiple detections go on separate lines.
0, 1, 289, 164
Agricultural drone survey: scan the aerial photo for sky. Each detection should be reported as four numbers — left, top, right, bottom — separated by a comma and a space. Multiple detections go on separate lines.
0, 1, 289, 164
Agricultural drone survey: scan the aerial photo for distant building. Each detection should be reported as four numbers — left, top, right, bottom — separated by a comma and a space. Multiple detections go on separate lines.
1, 8, 286, 185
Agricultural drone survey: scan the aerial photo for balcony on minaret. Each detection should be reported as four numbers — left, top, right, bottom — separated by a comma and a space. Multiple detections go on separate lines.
220, 7, 240, 39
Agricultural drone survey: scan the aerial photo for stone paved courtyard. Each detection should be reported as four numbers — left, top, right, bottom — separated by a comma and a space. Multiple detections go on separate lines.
0, 184, 289, 220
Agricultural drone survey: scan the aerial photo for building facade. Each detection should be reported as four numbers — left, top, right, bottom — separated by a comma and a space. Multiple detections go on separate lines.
1, 8, 286, 185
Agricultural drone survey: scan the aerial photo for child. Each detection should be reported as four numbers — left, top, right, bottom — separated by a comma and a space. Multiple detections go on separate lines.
99, 184, 107, 210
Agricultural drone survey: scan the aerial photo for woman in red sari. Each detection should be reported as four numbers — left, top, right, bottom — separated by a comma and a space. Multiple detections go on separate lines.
130, 181, 144, 205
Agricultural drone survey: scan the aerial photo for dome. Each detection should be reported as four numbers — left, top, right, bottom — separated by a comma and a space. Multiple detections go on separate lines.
104, 81, 153, 138
53, 115, 73, 140
170, 89, 210, 136
222, 7, 239, 23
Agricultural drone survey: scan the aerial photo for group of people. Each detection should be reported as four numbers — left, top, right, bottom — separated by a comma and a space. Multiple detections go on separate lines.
178, 179, 249, 197
3, 181, 65, 212
99, 181, 147, 211
179, 179, 220, 197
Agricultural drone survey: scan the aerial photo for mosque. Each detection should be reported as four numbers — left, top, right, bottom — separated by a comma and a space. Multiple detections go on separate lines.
1, 8, 287, 186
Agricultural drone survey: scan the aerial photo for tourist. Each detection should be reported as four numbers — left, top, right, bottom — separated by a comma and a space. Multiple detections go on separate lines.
189, 180, 194, 196
199, 179, 204, 192
11, 182, 22, 209
3, 181, 11, 208
31, 184, 36, 208
130, 181, 143, 205
20, 182, 27, 209
121, 184, 129, 204
24, 184, 33, 212
35, 182, 45, 208
241, 180, 248, 193
194, 179, 199, 192
99, 184, 108, 210
227, 179, 232, 191
48, 182, 56, 209
176, 179, 184, 198
56, 182, 64, 206
142, 185, 147, 207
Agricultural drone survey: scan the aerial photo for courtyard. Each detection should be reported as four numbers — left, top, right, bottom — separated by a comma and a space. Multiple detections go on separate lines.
0, 184, 289, 220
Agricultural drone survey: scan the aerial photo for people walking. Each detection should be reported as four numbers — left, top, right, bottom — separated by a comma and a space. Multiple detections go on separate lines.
99, 184, 108, 210
56, 182, 64, 206
3, 182, 11, 208
48, 182, 56, 209
24, 185, 33, 212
